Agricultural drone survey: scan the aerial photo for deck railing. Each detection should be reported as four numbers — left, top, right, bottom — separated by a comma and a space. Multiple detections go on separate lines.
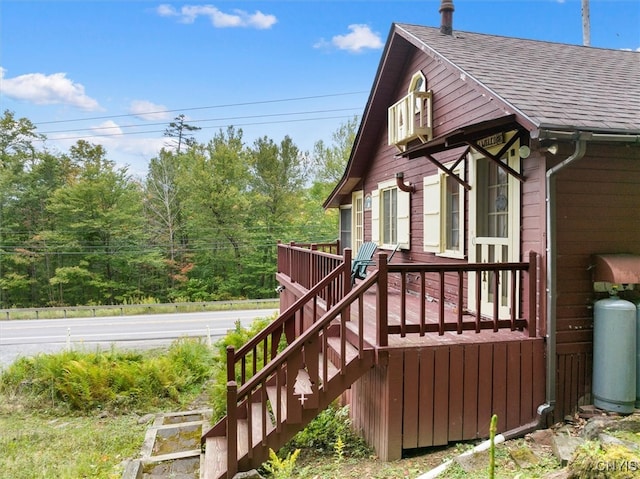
382, 251, 538, 343
277, 242, 349, 309
204, 243, 539, 475
277, 244, 539, 346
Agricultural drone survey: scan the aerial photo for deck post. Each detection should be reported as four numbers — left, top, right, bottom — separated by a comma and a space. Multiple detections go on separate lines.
311, 244, 318, 287
226, 380, 238, 478
343, 248, 352, 322
376, 253, 388, 347
226, 344, 238, 476
528, 251, 538, 337
227, 345, 236, 383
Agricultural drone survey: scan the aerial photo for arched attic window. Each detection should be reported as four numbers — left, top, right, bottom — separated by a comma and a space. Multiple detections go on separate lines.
408, 71, 427, 113
388, 70, 433, 150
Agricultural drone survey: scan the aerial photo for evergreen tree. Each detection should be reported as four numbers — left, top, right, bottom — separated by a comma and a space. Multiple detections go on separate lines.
46, 141, 159, 304
164, 114, 201, 154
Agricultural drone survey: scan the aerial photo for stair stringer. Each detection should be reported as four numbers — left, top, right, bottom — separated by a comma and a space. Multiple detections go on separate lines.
203, 347, 375, 479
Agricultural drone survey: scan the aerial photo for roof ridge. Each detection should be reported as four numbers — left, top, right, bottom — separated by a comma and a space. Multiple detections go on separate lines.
393, 22, 640, 53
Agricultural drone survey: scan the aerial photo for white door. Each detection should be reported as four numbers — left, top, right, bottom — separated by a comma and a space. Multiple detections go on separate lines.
469, 141, 521, 319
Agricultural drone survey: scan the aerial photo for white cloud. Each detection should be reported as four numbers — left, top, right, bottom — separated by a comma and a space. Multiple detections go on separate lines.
0, 68, 101, 111
90, 120, 123, 136
157, 4, 276, 29
46, 120, 166, 176
317, 24, 383, 53
129, 100, 170, 121
156, 4, 176, 17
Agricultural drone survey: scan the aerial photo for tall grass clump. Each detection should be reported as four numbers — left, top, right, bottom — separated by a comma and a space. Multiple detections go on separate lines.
0, 338, 215, 412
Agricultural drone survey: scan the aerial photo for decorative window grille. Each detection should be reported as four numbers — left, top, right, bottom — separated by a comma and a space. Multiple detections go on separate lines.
388, 90, 433, 150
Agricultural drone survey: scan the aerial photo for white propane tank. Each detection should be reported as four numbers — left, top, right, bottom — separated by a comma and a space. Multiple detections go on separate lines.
636, 298, 640, 409
593, 294, 636, 413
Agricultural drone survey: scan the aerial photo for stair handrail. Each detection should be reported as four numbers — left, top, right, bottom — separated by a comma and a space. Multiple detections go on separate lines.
233, 260, 349, 385
234, 270, 379, 401
201, 268, 379, 448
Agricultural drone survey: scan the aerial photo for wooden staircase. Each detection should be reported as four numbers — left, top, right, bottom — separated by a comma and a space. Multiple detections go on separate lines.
201, 262, 378, 479
201, 336, 374, 479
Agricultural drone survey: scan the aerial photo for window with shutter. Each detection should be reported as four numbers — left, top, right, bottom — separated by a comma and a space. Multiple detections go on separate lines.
371, 180, 410, 250
423, 161, 466, 257
423, 174, 441, 252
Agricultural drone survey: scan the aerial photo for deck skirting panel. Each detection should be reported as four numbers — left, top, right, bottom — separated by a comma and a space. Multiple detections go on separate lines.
348, 337, 545, 459
555, 343, 593, 424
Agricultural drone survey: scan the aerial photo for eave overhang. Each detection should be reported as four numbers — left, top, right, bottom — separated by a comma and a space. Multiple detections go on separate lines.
402, 115, 525, 159
401, 115, 530, 185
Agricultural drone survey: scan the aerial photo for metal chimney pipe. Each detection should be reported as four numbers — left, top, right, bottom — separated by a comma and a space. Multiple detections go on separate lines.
439, 0, 454, 35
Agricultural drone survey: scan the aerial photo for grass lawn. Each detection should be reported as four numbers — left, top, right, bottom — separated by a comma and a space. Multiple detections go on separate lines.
0, 408, 147, 479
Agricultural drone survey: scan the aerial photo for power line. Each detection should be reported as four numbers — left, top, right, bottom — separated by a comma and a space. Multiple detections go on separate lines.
36, 107, 361, 136
35, 113, 360, 142
33, 91, 368, 126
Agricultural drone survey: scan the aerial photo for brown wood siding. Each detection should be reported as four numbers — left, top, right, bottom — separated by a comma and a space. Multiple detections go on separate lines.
520, 152, 547, 336
349, 350, 404, 461
360, 48, 507, 261
553, 143, 640, 421
350, 338, 545, 456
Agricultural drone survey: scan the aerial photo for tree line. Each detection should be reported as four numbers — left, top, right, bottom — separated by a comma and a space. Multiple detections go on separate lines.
0, 110, 356, 308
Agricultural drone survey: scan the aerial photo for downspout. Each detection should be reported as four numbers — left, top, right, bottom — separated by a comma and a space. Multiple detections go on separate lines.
539, 136, 588, 425
395, 172, 415, 193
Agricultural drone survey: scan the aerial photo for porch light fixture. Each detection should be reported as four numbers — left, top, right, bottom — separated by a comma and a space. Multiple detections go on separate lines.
540, 143, 559, 155
518, 145, 531, 158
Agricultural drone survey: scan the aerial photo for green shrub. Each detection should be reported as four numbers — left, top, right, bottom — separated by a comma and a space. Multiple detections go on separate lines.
208, 315, 276, 420
282, 402, 372, 458
0, 338, 214, 412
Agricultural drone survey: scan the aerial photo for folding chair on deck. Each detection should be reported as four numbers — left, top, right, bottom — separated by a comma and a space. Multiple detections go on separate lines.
351, 243, 399, 285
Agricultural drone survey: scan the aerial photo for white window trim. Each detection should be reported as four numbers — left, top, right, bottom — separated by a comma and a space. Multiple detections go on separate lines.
422, 161, 466, 259
408, 71, 427, 113
352, 190, 364, 253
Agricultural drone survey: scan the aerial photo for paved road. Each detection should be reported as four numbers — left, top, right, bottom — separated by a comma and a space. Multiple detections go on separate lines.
0, 309, 278, 368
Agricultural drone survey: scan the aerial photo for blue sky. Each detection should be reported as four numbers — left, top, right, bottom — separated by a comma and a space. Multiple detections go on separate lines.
2, 0, 639, 176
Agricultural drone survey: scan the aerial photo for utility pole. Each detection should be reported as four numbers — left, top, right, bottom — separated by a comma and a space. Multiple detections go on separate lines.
582, 0, 591, 46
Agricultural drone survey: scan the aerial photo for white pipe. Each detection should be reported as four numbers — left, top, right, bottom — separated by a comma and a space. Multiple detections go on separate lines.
415, 434, 506, 479
542, 138, 588, 422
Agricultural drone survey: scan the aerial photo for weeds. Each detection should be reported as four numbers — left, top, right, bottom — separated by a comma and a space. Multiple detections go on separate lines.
489, 413, 498, 478
0, 338, 214, 413
263, 447, 301, 479
282, 402, 372, 458
334, 435, 346, 461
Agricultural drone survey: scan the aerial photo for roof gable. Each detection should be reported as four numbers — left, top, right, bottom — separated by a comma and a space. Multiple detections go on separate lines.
325, 23, 640, 208
397, 24, 640, 133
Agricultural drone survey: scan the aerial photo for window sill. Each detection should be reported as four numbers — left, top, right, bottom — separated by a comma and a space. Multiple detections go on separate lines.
436, 251, 466, 260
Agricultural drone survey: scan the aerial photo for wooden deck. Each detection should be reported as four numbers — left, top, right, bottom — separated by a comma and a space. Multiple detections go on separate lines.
273, 243, 545, 460
202, 242, 546, 478
335, 278, 544, 459
348, 280, 533, 348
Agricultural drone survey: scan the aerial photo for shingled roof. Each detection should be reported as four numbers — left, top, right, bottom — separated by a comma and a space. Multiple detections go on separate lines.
324, 23, 640, 208
395, 23, 640, 134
